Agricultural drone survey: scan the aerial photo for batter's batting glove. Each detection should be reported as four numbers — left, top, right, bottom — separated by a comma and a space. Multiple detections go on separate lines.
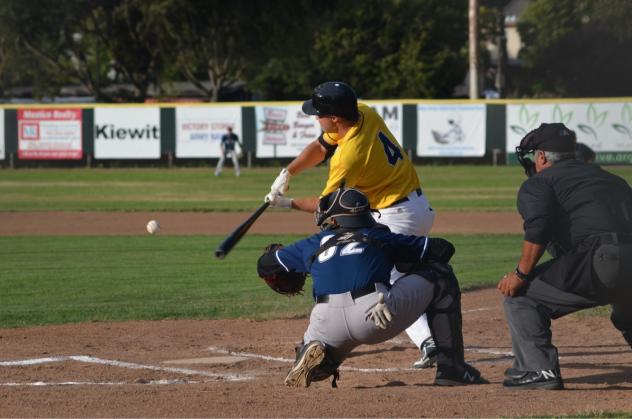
367, 292, 393, 329
265, 192, 293, 209
270, 168, 291, 196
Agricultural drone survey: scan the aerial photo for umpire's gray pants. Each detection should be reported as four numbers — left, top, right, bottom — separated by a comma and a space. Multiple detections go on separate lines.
303, 274, 434, 363
503, 279, 604, 371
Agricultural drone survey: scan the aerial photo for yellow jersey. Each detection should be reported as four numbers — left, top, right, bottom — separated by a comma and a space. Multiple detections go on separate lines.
320, 103, 420, 209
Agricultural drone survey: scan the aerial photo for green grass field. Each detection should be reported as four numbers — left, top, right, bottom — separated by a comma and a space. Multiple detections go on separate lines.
2, 165, 627, 328
0, 234, 521, 328
2, 165, 631, 212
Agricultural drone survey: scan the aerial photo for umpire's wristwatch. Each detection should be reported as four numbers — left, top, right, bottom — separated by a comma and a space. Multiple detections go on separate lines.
514, 266, 533, 282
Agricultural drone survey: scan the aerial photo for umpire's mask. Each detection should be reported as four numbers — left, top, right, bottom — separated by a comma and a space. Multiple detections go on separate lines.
315, 187, 376, 231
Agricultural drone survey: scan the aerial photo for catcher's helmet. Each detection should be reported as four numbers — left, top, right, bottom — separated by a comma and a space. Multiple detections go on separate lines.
315, 186, 376, 230
302, 81, 359, 122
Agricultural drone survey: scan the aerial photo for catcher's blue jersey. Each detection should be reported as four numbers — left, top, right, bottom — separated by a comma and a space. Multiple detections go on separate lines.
276, 227, 428, 298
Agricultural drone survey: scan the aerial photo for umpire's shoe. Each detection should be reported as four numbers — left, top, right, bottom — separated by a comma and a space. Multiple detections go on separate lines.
434, 362, 489, 386
502, 368, 564, 390
284, 341, 326, 388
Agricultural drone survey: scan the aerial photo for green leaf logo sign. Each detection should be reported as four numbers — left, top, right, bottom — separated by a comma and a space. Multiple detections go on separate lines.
510, 105, 539, 137
577, 104, 608, 141
612, 103, 632, 140
552, 105, 573, 124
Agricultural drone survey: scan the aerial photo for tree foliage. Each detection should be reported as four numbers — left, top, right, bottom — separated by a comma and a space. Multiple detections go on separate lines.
517, 0, 632, 97
1, 0, 630, 101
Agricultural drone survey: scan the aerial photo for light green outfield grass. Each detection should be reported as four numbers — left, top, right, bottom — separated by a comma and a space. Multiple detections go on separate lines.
0, 234, 521, 328
2, 165, 631, 212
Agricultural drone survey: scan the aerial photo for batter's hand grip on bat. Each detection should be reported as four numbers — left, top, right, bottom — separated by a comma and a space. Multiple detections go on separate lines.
215, 201, 270, 259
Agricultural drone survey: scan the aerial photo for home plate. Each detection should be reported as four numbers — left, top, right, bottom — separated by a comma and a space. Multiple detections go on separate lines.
163, 356, 247, 365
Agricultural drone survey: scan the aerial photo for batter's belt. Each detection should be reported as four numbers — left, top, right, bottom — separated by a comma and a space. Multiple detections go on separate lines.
389, 187, 423, 207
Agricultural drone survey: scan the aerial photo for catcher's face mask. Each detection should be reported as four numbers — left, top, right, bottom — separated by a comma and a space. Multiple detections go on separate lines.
315, 187, 376, 231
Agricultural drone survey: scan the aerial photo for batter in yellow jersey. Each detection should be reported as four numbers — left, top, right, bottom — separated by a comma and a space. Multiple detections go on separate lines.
264, 81, 438, 371
320, 103, 419, 209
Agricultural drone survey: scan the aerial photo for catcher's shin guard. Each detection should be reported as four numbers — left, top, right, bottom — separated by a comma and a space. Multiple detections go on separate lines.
423, 263, 465, 367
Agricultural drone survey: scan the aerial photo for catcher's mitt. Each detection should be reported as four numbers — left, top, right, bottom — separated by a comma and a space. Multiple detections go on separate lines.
257, 243, 307, 296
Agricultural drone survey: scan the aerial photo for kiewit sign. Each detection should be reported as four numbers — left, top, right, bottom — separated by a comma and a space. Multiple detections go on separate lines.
18, 108, 82, 159
94, 107, 160, 159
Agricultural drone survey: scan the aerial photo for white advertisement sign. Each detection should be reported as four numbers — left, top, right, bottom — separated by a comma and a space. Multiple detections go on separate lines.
176, 106, 242, 158
0, 109, 4, 160
506, 102, 632, 153
94, 107, 160, 159
17, 108, 82, 159
366, 102, 404, 142
256, 105, 320, 158
417, 104, 487, 157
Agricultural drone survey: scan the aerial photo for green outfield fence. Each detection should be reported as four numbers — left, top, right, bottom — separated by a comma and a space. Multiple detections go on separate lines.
1, 97, 631, 168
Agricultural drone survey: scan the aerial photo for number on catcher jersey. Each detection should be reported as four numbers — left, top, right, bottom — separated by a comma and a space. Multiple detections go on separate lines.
378, 132, 403, 166
317, 235, 365, 263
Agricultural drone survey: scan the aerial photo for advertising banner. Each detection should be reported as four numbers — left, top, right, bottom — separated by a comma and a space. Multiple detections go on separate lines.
0, 109, 4, 160
17, 108, 82, 159
256, 103, 404, 158
175, 106, 241, 158
94, 107, 160, 159
417, 104, 486, 157
506, 102, 632, 163
256, 105, 320, 158
365, 102, 403, 142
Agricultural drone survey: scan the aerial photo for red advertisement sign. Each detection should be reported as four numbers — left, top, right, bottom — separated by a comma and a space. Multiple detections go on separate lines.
18, 108, 83, 159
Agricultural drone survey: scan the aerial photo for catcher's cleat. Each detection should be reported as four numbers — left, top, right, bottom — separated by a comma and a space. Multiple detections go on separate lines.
413, 337, 439, 369
434, 363, 489, 386
284, 341, 326, 388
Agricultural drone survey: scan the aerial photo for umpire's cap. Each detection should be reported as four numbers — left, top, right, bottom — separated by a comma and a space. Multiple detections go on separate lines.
519, 123, 576, 153
302, 81, 359, 122
315, 186, 376, 230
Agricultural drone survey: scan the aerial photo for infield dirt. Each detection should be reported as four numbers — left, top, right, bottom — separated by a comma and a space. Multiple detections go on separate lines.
1, 211, 631, 417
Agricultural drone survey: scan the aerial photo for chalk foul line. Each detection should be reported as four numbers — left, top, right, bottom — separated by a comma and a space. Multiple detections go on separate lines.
0, 355, 253, 383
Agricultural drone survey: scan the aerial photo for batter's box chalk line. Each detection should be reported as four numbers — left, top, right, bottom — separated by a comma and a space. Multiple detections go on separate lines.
0, 355, 254, 387
207, 345, 515, 371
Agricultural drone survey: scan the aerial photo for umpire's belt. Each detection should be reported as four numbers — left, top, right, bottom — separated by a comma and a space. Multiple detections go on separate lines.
390, 188, 422, 207
315, 284, 377, 304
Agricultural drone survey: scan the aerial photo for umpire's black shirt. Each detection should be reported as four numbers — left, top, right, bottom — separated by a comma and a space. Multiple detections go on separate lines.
518, 159, 632, 299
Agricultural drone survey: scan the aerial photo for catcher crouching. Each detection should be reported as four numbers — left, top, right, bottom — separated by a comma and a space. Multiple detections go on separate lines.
257, 186, 488, 388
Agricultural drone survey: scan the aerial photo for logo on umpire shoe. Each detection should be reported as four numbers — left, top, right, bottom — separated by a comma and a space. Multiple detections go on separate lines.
463, 371, 476, 382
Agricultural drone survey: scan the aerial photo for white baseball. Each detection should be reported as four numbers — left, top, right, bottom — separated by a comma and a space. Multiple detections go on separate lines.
146, 220, 160, 234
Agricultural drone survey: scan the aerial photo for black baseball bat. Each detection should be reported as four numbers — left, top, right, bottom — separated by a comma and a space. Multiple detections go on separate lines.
215, 201, 270, 259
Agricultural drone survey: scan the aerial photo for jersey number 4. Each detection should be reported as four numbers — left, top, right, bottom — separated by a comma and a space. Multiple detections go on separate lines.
378, 132, 403, 166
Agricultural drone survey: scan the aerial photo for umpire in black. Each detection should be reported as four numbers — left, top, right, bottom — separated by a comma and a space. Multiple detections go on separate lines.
497, 122, 632, 390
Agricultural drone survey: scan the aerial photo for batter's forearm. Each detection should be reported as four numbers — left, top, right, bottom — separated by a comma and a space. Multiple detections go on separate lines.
291, 197, 319, 213
287, 140, 327, 176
